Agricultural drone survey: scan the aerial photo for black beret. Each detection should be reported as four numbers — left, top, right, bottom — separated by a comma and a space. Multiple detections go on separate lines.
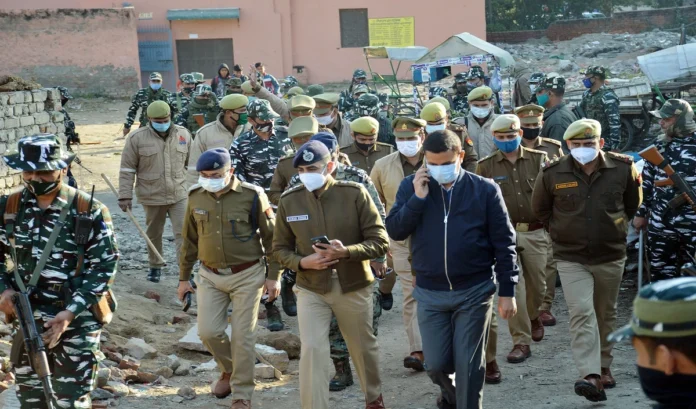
293, 141, 330, 168
196, 148, 231, 171
310, 131, 339, 153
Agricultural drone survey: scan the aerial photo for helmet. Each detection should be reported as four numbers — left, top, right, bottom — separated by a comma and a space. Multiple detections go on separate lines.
57, 86, 73, 100
429, 86, 448, 99
281, 76, 299, 91
194, 84, 213, 97
528, 72, 545, 84
180, 73, 195, 85
355, 93, 380, 117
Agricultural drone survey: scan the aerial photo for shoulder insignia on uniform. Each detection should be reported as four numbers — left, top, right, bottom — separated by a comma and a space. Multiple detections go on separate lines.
240, 181, 265, 193
477, 152, 498, 163
541, 137, 562, 146
335, 180, 363, 189
465, 137, 474, 147
524, 147, 547, 156
281, 184, 304, 197
606, 151, 634, 164
541, 157, 562, 170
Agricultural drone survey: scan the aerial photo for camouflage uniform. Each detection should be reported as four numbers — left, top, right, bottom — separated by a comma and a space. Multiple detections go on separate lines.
288, 163, 385, 362
280, 76, 299, 95
0, 135, 118, 409
350, 94, 395, 148
428, 86, 448, 100
172, 73, 195, 121
338, 69, 375, 115
637, 100, 696, 281
177, 85, 221, 136
225, 77, 244, 96
579, 67, 621, 150
229, 101, 293, 191
57, 87, 79, 188
124, 72, 173, 129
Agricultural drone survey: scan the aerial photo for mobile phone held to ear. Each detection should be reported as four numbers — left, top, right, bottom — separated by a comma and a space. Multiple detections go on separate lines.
311, 235, 331, 246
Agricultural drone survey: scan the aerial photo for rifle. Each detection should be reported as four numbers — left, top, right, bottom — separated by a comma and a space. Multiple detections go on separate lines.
639, 145, 696, 214
11, 291, 56, 408
192, 113, 205, 128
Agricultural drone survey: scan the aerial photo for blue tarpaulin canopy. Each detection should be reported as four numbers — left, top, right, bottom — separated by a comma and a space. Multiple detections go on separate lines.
167, 8, 240, 21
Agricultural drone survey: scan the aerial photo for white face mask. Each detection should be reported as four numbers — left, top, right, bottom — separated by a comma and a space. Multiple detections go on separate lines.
299, 165, 327, 192
425, 123, 446, 134
570, 147, 599, 165
471, 106, 491, 119
198, 175, 230, 193
314, 113, 334, 126
396, 140, 420, 158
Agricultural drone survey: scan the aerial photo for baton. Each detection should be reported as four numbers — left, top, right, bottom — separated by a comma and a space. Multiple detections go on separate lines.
101, 173, 166, 265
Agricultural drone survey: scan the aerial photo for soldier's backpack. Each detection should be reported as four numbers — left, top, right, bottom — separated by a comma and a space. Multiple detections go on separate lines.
3, 189, 117, 325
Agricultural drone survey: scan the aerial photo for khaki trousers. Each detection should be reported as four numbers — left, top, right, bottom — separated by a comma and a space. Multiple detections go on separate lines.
142, 199, 187, 268
297, 273, 381, 409
389, 239, 422, 353
486, 229, 548, 359
541, 232, 558, 312
557, 258, 625, 378
196, 262, 265, 401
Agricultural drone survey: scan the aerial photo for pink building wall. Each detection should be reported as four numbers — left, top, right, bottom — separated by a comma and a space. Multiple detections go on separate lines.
2, 0, 486, 88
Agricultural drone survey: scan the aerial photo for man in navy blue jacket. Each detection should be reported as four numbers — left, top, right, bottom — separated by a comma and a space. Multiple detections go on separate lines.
386, 129, 519, 409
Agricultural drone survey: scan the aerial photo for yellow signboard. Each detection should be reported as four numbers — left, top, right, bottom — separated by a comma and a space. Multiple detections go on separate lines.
368, 17, 415, 47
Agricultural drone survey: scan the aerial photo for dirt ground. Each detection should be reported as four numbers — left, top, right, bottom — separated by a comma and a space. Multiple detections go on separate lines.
56, 98, 652, 409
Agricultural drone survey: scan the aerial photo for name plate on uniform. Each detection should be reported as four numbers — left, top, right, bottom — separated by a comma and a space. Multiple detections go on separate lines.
287, 215, 309, 222
555, 181, 578, 190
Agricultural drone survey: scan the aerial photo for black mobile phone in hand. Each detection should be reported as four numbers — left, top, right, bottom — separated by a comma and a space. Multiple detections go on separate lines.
311, 235, 331, 246
182, 292, 192, 312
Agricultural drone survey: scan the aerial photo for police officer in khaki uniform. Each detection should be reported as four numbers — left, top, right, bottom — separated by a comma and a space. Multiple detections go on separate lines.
466, 86, 500, 159
370, 117, 427, 371
273, 141, 389, 409
341, 117, 393, 174
477, 115, 548, 382
186, 94, 252, 187
516, 104, 564, 328
178, 149, 280, 409
420, 102, 478, 172
532, 119, 642, 403
268, 116, 319, 206
119, 101, 191, 283
314, 93, 353, 147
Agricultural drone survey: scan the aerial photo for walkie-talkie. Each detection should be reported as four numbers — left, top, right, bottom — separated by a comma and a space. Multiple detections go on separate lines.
74, 185, 95, 245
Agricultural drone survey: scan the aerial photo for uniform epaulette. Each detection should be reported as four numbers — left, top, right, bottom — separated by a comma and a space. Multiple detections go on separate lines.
606, 151, 634, 164
477, 151, 498, 163
540, 137, 562, 147
541, 157, 562, 170
278, 155, 294, 162
281, 183, 304, 197
376, 141, 394, 150
334, 180, 363, 189
524, 147, 547, 156
240, 181, 265, 193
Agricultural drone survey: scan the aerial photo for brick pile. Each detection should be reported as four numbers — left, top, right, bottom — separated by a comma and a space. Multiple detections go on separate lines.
0, 88, 66, 194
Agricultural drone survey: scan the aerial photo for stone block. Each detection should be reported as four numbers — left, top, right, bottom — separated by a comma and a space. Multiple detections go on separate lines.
33, 112, 50, 125
45, 88, 59, 101
4, 118, 18, 129
35, 102, 44, 112
0, 144, 8, 156
13, 106, 22, 116
44, 99, 61, 111
30, 125, 40, 135
31, 90, 47, 103
50, 111, 64, 123
8, 92, 24, 105
19, 117, 34, 127
2, 107, 12, 118
23, 92, 32, 103
0, 118, 4, 130
55, 123, 65, 133
28, 103, 36, 115
255, 344, 289, 373
254, 363, 275, 379
46, 123, 57, 134
4, 129, 14, 142
4, 177, 13, 187
0, 94, 7, 106
0, 131, 7, 142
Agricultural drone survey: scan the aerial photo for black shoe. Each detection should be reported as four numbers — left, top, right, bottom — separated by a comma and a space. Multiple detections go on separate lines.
147, 268, 161, 283
379, 291, 393, 311
265, 303, 285, 331
281, 271, 297, 317
436, 394, 456, 409
329, 358, 354, 391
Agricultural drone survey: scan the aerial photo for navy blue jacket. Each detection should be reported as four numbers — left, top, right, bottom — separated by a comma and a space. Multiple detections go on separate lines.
386, 170, 519, 297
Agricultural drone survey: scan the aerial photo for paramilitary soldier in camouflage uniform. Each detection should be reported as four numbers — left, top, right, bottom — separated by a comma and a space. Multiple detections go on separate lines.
286, 131, 387, 393
57, 86, 79, 189
420, 101, 478, 172
537, 75, 578, 153
172, 73, 195, 120
178, 84, 221, 137
349, 93, 395, 148
451, 72, 470, 118
338, 69, 375, 115
225, 77, 244, 96
579, 66, 621, 151
0, 134, 118, 409
229, 99, 292, 331
634, 99, 696, 281
123, 72, 173, 136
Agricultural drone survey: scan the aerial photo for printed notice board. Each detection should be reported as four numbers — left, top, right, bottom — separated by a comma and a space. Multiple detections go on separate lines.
368, 17, 415, 47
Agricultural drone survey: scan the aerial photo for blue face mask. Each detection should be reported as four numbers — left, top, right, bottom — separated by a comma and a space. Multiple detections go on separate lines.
427, 161, 460, 185
537, 93, 549, 107
150, 82, 162, 91
494, 136, 521, 154
582, 78, 593, 88
151, 121, 171, 133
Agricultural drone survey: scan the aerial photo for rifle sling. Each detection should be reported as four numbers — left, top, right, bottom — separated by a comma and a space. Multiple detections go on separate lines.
10, 190, 75, 293
657, 159, 669, 170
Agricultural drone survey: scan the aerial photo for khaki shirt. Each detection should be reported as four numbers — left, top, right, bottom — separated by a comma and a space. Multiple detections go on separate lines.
186, 115, 251, 187
119, 125, 191, 205
523, 137, 564, 161
273, 177, 389, 295
401, 151, 424, 178
340, 142, 394, 175
448, 123, 479, 172
268, 155, 296, 206
179, 177, 282, 280
476, 148, 547, 224
531, 152, 643, 265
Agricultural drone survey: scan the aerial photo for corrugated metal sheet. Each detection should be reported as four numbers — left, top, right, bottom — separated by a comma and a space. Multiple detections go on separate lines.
167, 8, 240, 21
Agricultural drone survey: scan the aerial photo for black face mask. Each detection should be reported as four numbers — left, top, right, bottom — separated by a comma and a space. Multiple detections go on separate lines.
522, 127, 541, 140
637, 366, 696, 407
356, 142, 375, 152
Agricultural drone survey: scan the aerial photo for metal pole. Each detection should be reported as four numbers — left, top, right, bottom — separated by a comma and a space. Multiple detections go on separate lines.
638, 229, 644, 290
